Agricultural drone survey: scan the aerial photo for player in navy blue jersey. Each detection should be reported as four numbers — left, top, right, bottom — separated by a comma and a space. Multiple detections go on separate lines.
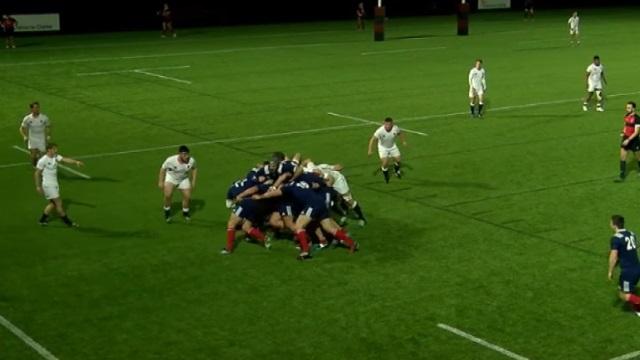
222, 197, 280, 254
225, 163, 272, 208
608, 215, 640, 315
270, 152, 300, 189
253, 179, 357, 260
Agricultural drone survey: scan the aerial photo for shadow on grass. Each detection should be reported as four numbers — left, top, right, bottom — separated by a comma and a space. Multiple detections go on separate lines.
169, 198, 206, 216
76, 226, 158, 239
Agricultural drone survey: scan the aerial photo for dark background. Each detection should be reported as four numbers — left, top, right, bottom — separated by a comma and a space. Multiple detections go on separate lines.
1, 0, 638, 33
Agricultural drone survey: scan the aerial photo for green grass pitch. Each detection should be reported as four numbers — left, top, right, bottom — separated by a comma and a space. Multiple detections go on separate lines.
2, 7, 640, 360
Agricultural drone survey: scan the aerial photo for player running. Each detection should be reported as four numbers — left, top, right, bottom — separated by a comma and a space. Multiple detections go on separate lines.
583, 55, 607, 112
368, 117, 406, 184
19, 102, 51, 167
568, 11, 580, 46
608, 215, 640, 316
158, 145, 197, 222
34, 143, 83, 227
616, 101, 640, 182
468, 59, 487, 118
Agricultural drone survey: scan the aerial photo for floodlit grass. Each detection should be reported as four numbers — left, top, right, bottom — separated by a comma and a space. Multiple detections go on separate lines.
1, 7, 640, 359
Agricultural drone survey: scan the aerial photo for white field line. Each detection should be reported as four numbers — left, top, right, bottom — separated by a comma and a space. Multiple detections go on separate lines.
0, 314, 60, 360
610, 350, 640, 360
12, 146, 91, 179
327, 112, 428, 136
361, 46, 446, 55
132, 69, 192, 84
2, 90, 639, 169
0, 42, 334, 67
77, 65, 190, 76
437, 323, 529, 360
399, 90, 640, 122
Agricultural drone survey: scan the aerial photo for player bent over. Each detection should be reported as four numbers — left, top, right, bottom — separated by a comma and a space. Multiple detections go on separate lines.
583, 55, 607, 112
608, 215, 640, 316
221, 198, 275, 254
368, 117, 406, 183
616, 101, 640, 182
34, 143, 83, 227
158, 145, 197, 222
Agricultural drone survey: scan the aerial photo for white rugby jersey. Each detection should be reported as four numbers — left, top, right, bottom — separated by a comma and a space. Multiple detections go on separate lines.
568, 15, 579, 30
374, 125, 401, 149
162, 155, 196, 181
36, 154, 63, 186
586, 63, 604, 83
21, 113, 50, 140
468, 67, 486, 89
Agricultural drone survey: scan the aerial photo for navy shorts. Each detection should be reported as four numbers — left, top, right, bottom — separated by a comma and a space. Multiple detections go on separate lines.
300, 199, 330, 221
233, 199, 266, 224
278, 202, 301, 218
619, 268, 640, 293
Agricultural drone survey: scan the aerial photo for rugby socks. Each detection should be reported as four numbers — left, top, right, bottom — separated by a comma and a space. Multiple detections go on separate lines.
352, 201, 366, 221
182, 208, 190, 218
39, 213, 49, 224
620, 161, 627, 178
469, 104, 475, 116
226, 228, 235, 252
394, 162, 402, 176
334, 229, 356, 252
61, 215, 73, 227
247, 227, 266, 242
295, 230, 310, 253
382, 167, 390, 183
628, 293, 640, 306
478, 103, 484, 115
163, 206, 171, 219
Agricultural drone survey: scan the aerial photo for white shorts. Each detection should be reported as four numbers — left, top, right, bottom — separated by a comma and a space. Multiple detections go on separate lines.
588, 81, 602, 93
569, 28, 579, 35
332, 174, 350, 196
378, 145, 401, 159
43, 184, 60, 200
165, 176, 191, 190
28, 138, 46, 152
469, 86, 484, 98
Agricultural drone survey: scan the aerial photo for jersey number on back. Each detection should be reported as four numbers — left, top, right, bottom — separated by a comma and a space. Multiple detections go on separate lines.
625, 235, 637, 251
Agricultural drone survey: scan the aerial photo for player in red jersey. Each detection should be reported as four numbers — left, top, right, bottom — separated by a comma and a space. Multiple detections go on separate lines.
616, 101, 640, 182
1, 15, 17, 49
157, 3, 176, 38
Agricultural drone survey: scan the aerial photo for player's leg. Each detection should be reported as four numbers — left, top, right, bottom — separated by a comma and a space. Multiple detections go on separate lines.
619, 146, 629, 181
162, 182, 175, 222
380, 156, 391, 183
39, 200, 55, 225
595, 89, 604, 111
390, 144, 402, 178
320, 218, 357, 253
618, 270, 640, 314
178, 180, 192, 221
268, 212, 284, 230
294, 214, 313, 258
469, 89, 476, 117
343, 193, 367, 226
583, 91, 593, 111
29, 148, 39, 167
241, 219, 269, 248
223, 212, 243, 254
51, 197, 77, 227
477, 93, 485, 117
168, 21, 176, 37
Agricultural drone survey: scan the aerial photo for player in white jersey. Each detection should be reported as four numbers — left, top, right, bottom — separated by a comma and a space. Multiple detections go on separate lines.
158, 145, 197, 222
34, 143, 83, 227
468, 59, 486, 118
582, 55, 607, 112
302, 159, 367, 226
19, 101, 51, 167
568, 11, 580, 46
368, 117, 407, 183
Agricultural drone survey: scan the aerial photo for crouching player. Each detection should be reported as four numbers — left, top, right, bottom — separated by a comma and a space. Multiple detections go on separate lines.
303, 159, 367, 226
253, 177, 358, 260
221, 197, 279, 254
608, 215, 640, 316
158, 145, 197, 222
225, 162, 272, 208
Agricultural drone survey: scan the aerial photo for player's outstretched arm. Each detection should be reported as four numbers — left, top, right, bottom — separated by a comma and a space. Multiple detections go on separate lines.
253, 188, 283, 200
61, 157, 83, 167
235, 185, 259, 202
